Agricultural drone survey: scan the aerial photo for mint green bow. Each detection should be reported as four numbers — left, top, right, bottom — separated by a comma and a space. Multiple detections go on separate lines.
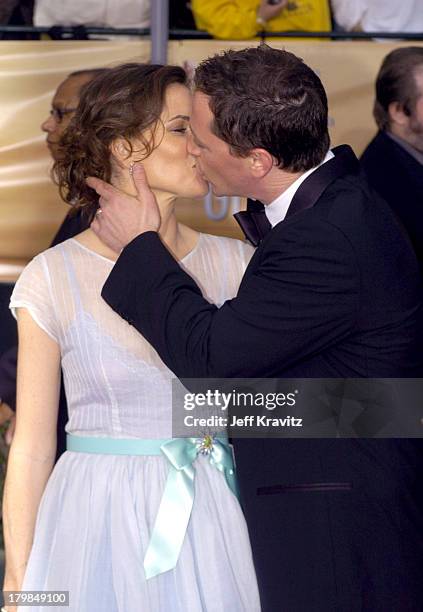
143, 436, 239, 579
66, 433, 239, 581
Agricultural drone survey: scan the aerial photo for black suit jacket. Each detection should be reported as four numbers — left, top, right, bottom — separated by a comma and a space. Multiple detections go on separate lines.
0, 209, 88, 460
102, 146, 423, 611
361, 131, 423, 272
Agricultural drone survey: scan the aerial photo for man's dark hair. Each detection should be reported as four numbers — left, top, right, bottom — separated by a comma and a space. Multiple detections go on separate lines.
194, 45, 330, 172
374, 47, 423, 131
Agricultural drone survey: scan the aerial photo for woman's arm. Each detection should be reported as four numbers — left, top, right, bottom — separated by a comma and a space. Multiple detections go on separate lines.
2, 309, 60, 595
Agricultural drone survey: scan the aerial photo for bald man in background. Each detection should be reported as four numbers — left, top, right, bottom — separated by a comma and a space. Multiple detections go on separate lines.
0, 68, 107, 457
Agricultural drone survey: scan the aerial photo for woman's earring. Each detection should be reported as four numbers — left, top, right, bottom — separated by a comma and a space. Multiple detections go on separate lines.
129, 162, 135, 176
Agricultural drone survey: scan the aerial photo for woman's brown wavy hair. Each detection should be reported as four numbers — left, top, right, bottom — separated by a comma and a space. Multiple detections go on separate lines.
54, 63, 188, 221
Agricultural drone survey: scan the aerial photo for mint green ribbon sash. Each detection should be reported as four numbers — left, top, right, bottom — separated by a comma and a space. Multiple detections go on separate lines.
66, 434, 239, 580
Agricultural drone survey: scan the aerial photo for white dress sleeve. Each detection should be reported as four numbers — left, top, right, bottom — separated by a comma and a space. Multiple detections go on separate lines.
9, 253, 59, 343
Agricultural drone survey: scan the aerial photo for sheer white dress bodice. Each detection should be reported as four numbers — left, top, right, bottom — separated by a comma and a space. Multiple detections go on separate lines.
10, 233, 261, 612
11, 233, 254, 438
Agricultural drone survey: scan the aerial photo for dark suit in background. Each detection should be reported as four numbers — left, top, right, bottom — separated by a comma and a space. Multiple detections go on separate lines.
0, 209, 88, 460
361, 130, 423, 272
102, 146, 423, 611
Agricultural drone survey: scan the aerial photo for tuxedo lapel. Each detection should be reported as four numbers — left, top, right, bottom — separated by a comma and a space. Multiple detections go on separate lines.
234, 145, 360, 246
286, 145, 360, 219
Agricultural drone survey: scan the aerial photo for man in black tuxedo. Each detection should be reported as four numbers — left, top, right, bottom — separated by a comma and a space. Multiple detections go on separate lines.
361, 47, 423, 272
89, 46, 423, 611
0, 68, 106, 456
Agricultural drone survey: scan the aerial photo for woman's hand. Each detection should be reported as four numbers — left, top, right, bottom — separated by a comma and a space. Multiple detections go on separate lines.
87, 163, 161, 254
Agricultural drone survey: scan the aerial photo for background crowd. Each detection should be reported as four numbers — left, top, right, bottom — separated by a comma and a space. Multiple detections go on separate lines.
1, 0, 423, 39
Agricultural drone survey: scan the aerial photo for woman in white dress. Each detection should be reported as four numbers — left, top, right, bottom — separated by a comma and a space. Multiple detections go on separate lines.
2, 63, 260, 612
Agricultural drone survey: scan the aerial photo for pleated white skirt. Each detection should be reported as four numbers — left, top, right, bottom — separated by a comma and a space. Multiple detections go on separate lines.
19, 451, 261, 612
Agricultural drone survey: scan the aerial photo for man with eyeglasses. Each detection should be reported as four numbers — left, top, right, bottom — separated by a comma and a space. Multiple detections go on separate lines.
41, 69, 107, 163
0, 68, 108, 456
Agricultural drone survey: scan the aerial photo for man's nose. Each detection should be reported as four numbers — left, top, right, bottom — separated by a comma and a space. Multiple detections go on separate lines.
41, 114, 57, 133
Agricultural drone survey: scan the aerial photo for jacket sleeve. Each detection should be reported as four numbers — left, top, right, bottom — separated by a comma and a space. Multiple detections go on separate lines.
191, 0, 260, 39
102, 225, 359, 378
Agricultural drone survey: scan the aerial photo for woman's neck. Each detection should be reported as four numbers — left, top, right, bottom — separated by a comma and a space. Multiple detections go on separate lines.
76, 177, 199, 262
155, 190, 196, 260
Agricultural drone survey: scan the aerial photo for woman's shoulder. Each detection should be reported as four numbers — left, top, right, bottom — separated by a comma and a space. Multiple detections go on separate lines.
29, 238, 73, 264
18, 239, 76, 281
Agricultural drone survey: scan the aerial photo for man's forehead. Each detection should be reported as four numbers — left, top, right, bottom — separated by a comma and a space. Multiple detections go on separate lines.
191, 91, 213, 127
52, 74, 90, 106
192, 90, 211, 109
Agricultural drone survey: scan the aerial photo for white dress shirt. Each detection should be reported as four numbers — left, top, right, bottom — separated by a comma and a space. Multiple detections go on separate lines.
265, 150, 335, 227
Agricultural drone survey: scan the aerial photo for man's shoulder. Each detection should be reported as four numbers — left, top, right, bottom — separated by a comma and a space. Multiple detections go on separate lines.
321, 172, 404, 238
291, 173, 373, 228
361, 130, 417, 170
361, 131, 423, 202
263, 196, 358, 257
264, 171, 403, 254
361, 131, 392, 157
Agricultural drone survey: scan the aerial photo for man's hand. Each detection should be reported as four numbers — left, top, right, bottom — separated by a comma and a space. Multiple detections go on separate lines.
87, 163, 161, 254
258, 0, 288, 23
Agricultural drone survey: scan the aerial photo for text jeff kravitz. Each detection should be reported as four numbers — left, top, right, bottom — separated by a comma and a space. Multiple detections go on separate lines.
183, 415, 303, 427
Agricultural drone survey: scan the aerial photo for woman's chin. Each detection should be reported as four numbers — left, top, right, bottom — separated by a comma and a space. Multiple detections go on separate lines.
180, 181, 210, 199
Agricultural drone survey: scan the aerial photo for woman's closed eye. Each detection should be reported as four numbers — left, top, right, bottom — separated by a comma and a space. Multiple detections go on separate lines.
167, 115, 190, 135
171, 126, 188, 134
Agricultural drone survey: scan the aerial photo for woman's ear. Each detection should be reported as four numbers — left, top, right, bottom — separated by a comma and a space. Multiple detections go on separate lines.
109, 138, 132, 168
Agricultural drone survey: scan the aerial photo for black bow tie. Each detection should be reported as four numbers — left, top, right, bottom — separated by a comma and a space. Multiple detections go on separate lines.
234, 199, 271, 246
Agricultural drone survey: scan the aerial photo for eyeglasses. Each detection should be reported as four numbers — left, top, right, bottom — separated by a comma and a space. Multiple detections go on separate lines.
49, 107, 78, 123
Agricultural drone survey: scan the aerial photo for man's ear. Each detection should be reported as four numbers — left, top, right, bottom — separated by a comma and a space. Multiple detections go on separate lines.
248, 148, 275, 178
388, 101, 410, 127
